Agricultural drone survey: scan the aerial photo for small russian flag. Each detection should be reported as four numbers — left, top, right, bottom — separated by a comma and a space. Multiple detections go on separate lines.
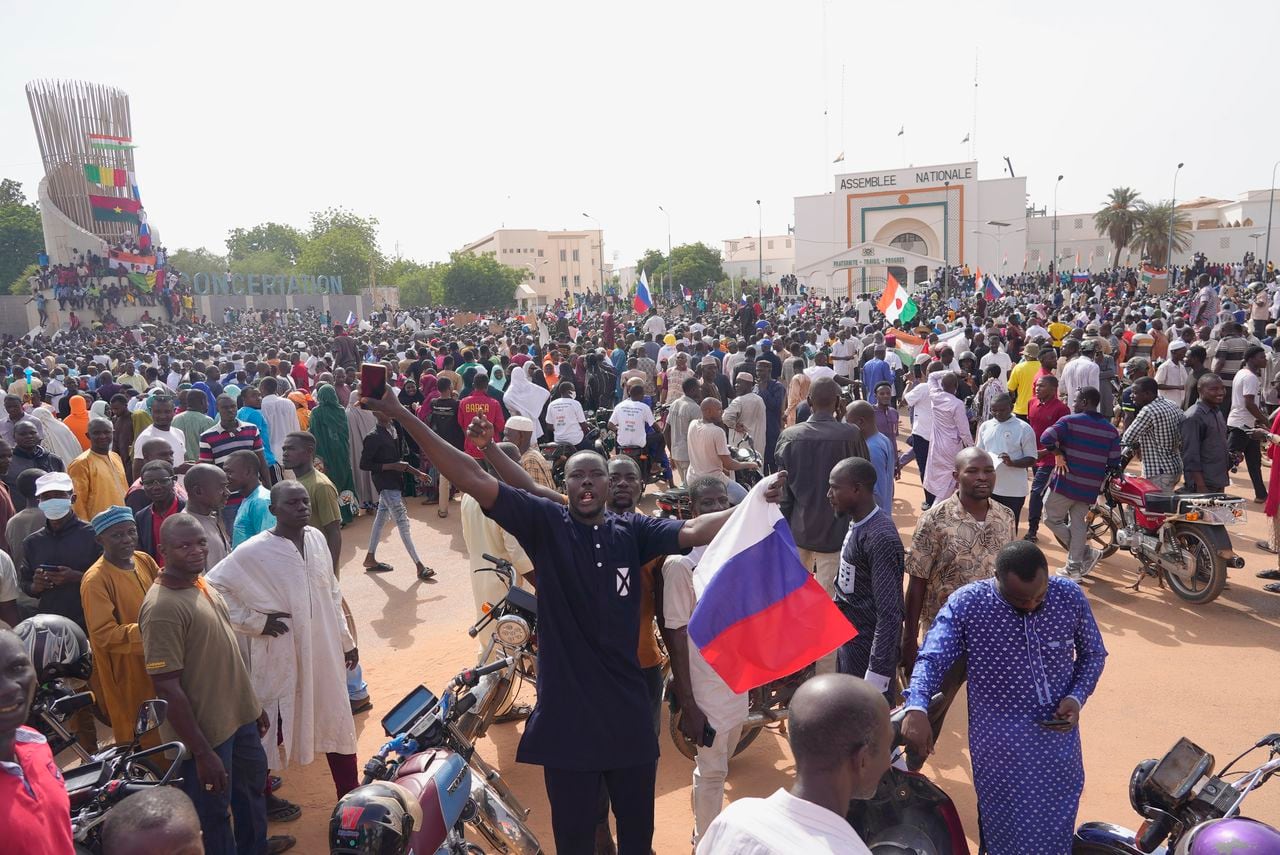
345, 310, 357, 326
984, 274, 1003, 301
689, 475, 856, 692
633, 269, 653, 313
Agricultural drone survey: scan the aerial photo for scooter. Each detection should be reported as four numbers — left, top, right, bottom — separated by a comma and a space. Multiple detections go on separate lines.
847, 697, 970, 855
1073, 731, 1280, 853
1053, 453, 1246, 605
345, 659, 541, 855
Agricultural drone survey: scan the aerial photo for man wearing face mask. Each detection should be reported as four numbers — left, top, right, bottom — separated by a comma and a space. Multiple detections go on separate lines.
900, 541, 1107, 855
20, 472, 102, 631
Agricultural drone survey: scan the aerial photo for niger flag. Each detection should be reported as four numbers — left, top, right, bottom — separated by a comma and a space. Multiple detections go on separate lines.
876, 273, 917, 324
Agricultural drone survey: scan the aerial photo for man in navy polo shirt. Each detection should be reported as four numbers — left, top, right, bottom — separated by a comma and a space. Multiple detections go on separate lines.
364, 388, 785, 855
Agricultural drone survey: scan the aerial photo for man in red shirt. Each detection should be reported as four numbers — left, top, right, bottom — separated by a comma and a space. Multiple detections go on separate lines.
1024, 374, 1071, 543
458, 372, 505, 459
0, 627, 75, 855
289, 352, 310, 393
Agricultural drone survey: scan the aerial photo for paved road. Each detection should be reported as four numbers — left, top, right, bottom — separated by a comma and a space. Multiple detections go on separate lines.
279, 461, 1280, 853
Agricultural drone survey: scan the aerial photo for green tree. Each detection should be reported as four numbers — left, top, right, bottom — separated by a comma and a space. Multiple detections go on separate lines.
298, 226, 381, 291
440, 251, 522, 310
166, 247, 228, 279
666, 242, 724, 294
226, 222, 307, 264
0, 180, 44, 296
8, 262, 38, 295
308, 207, 381, 247
1093, 187, 1143, 267
398, 262, 447, 307
228, 248, 296, 276
1129, 202, 1192, 267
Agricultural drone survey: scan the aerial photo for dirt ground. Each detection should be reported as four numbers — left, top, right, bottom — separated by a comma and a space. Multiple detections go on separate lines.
275, 456, 1280, 854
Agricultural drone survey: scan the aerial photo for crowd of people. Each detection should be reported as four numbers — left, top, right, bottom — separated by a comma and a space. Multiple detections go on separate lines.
0, 252, 1278, 855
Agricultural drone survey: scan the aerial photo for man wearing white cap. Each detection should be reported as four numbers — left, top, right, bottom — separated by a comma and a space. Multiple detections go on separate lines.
723, 372, 766, 449
504, 416, 555, 492
1155, 339, 1189, 404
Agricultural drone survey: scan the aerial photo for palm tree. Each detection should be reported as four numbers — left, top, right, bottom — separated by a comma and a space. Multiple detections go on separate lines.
1093, 187, 1143, 267
1128, 201, 1192, 267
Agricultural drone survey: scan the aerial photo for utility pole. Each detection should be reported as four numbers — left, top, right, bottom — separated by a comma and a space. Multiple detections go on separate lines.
756, 200, 763, 294
1168, 163, 1184, 276
1265, 160, 1278, 273
659, 205, 672, 296
1052, 174, 1063, 276
942, 182, 950, 299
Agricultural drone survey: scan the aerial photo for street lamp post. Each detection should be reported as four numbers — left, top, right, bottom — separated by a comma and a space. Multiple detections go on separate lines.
942, 181, 950, 298
1265, 160, 1279, 273
756, 200, 763, 293
1167, 163, 1184, 275
658, 205, 672, 297
1250, 231, 1265, 260
581, 212, 603, 295
1052, 174, 1063, 275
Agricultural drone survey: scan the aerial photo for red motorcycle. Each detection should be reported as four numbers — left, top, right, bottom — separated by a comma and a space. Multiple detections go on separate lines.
1054, 459, 1246, 605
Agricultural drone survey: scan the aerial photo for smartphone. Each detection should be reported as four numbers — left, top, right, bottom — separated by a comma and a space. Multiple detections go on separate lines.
1038, 719, 1072, 729
701, 721, 717, 748
359, 363, 387, 404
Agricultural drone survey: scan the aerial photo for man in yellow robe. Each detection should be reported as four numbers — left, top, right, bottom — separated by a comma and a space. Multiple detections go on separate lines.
79, 505, 160, 746
68, 417, 128, 522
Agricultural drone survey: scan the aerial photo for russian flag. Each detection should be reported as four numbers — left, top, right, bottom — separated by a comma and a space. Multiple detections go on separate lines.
633, 269, 653, 313
1072, 272, 1090, 284
688, 475, 856, 693
984, 274, 1003, 301
345, 310, 357, 326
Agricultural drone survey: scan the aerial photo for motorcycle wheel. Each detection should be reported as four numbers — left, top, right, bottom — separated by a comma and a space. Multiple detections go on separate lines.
666, 705, 761, 762
1052, 505, 1119, 559
1166, 523, 1228, 605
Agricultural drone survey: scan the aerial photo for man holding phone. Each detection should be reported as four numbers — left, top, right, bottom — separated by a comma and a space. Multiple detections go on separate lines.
899, 541, 1107, 855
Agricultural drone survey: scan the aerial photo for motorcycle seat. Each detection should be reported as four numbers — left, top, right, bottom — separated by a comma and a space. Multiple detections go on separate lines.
1144, 492, 1232, 513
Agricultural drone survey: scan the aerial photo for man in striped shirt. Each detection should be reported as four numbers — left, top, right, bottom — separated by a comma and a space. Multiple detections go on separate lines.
1040, 386, 1122, 581
198, 395, 272, 488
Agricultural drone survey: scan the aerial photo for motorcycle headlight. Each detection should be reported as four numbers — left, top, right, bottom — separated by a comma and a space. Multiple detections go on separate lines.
495, 615, 530, 647
1129, 758, 1158, 814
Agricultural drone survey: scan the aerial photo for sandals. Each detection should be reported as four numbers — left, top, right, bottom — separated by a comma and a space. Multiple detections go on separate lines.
364, 561, 394, 573
416, 565, 437, 582
1265, 582, 1280, 594
1256, 569, 1280, 580
438, 509, 449, 519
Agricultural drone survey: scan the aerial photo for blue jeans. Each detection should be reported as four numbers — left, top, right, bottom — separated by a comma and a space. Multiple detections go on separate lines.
180, 721, 267, 855
367, 489, 422, 564
1027, 463, 1054, 530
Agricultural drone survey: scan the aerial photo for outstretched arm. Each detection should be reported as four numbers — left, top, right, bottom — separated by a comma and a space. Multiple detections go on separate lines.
361, 388, 499, 509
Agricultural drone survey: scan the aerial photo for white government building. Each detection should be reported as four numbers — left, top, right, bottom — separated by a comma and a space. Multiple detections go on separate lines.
793, 159, 1279, 299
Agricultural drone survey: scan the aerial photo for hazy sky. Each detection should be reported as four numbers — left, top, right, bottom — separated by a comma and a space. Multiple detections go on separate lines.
4, 0, 1278, 269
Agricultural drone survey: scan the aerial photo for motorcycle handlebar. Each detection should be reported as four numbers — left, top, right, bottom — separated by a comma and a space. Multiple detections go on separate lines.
456, 657, 514, 688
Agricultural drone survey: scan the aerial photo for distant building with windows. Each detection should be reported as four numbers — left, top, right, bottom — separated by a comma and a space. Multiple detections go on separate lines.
460, 228, 606, 308
721, 234, 795, 287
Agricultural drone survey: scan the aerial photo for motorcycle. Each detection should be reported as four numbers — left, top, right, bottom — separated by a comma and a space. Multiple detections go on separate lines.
455, 554, 538, 744
62, 698, 186, 854
653, 484, 693, 520
1073, 731, 1280, 853
651, 435, 763, 520
29, 678, 100, 763
733, 434, 764, 490
1052, 454, 1246, 605
665, 664, 814, 761
352, 659, 541, 855
847, 695, 970, 854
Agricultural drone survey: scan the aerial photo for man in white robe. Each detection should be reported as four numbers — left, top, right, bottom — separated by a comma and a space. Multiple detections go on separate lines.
258, 377, 300, 467
207, 480, 360, 798
922, 370, 973, 503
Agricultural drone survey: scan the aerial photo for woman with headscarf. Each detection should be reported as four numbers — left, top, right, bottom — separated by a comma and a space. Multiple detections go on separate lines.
64, 394, 91, 450
784, 363, 811, 427
503, 365, 551, 442
306, 384, 356, 524
288, 390, 312, 431
415, 375, 440, 422
396, 379, 424, 485
191, 378, 218, 417
31, 406, 84, 463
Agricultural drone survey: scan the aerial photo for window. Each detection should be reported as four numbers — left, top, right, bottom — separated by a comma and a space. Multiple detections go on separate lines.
559, 249, 567, 262
573, 275, 581, 287
1051, 220, 1059, 231
537, 249, 544, 257
560, 275, 568, 287
730, 241, 739, 253
1030, 249, 1041, 262
767, 240, 774, 250
572, 249, 580, 262
539, 276, 545, 283
1220, 236, 1231, 249
1073, 217, 1084, 229
890, 232, 927, 255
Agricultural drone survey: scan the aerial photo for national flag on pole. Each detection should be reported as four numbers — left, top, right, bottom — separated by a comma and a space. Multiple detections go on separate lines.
88, 133, 137, 151
886, 329, 925, 366
1140, 264, 1167, 287
984, 274, 1003, 301
1072, 272, 1090, 283
688, 475, 855, 693
973, 266, 984, 293
1075, 250, 1081, 269
1088, 249, 1095, 269
107, 251, 157, 272
633, 269, 653, 313
876, 272, 916, 324
345, 311, 357, 326
89, 194, 141, 224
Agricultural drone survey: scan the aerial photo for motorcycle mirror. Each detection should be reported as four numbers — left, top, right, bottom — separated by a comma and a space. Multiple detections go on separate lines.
134, 699, 168, 737
49, 691, 95, 721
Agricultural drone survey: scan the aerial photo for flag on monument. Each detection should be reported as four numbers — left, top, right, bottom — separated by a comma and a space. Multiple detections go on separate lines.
83, 165, 132, 188
89, 194, 141, 224
688, 474, 856, 693
633, 269, 653, 313
88, 133, 136, 150
876, 273, 916, 324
